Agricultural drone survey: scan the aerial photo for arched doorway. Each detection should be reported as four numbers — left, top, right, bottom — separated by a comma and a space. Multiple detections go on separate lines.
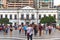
26, 22, 29, 25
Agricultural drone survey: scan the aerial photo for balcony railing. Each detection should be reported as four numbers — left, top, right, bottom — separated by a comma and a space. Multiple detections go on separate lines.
21, 17, 35, 20
31, 18, 35, 20
20, 18, 24, 20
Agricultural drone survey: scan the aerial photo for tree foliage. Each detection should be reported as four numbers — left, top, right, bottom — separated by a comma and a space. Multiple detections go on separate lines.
40, 16, 56, 24
0, 18, 12, 24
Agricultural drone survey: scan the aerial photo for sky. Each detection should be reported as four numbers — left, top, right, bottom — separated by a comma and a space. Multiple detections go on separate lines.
54, 0, 60, 6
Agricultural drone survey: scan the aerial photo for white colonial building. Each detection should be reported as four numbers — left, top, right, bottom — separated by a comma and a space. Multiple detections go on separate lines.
57, 6, 60, 26
0, 6, 57, 26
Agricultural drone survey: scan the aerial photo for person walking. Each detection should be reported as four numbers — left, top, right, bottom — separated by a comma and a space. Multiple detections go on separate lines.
27, 25, 33, 40
39, 24, 43, 36
3, 25, 6, 35
18, 25, 22, 34
33, 25, 38, 36
23, 25, 28, 36
52, 26, 55, 32
15, 25, 17, 30
10, 25, 13, 37
45, 26, 48, 35
48, 25, 53, 35
5, 25, 8, 34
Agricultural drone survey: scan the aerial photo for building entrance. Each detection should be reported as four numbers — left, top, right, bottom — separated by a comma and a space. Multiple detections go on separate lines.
26, 22, 29, 25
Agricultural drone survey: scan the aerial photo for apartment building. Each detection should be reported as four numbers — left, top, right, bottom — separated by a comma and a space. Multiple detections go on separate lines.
34, 0, 54, 9
2, 0, 33, 9
0, 0, 4, 8
0, 0, 54, 9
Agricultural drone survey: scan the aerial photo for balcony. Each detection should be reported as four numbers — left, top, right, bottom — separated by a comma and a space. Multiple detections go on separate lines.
31, 18, 35, 20
26, 18, 30, 20
20, 18, 36, 20
20, 18, 24, 20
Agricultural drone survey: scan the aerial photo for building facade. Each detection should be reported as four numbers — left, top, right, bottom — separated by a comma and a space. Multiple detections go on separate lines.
0, 6, 57, 26
0, 0, 54, 9
57, 6, 60, 26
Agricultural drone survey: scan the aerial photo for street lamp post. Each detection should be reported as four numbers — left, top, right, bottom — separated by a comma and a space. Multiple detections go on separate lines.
17, 8, 19, 26
37, 9, 38, 24
24, 18, 26, 24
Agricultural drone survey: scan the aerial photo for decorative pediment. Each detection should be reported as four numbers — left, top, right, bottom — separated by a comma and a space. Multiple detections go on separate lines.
21, 6, 35, 9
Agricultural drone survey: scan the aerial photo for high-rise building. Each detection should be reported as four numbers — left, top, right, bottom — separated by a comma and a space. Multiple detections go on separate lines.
1, 0, 54, 9
0, 0, 4, 8
2, 0, 7, 8
34, 0, 54, 9
4, 0, 34, 9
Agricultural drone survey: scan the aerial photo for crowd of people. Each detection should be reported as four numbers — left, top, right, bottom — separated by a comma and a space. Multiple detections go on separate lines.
0, 23, 56, 40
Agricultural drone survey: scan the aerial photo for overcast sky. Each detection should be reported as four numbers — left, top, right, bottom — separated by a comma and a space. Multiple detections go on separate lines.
54, 0, 60, 6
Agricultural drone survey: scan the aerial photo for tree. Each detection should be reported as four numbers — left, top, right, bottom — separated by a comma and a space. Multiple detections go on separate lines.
0, 18, 12, 25
40, 16, 56, 25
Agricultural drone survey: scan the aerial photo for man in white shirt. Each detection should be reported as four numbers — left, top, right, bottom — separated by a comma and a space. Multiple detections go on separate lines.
27, 25, 33, 40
